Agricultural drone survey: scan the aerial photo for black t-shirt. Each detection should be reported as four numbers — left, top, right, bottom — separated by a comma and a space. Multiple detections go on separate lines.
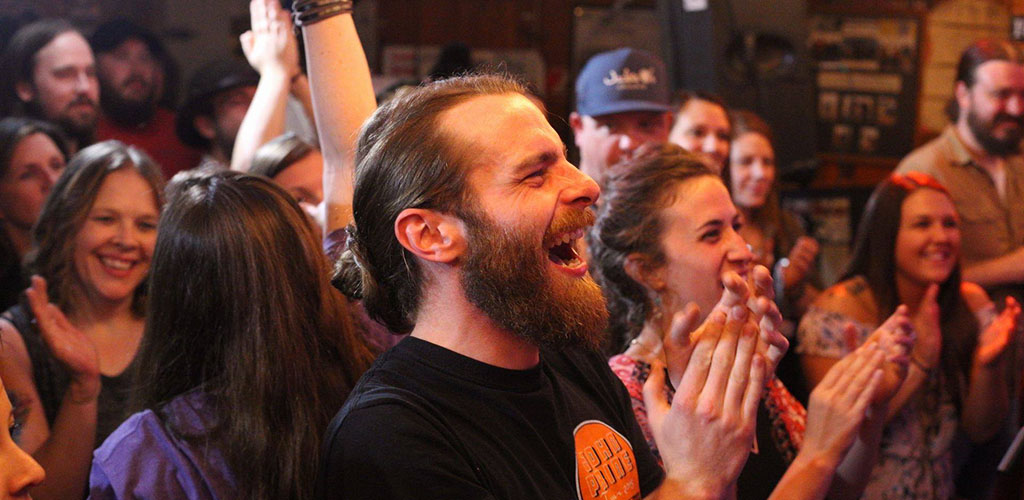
316, 336, 664, 500
736, 401, 792, 500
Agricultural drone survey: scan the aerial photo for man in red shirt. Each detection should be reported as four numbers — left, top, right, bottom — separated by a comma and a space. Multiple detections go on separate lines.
90, 19, 200, 178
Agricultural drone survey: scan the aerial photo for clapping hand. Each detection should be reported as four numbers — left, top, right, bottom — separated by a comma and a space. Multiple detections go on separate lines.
910, 284, 942, 372
974, 296, 1021, 367
645, 306, 765, 498
24, 275, 99, 403
708, 267, 788, 375
800, 343, 885, 468
861, 305, 915, 403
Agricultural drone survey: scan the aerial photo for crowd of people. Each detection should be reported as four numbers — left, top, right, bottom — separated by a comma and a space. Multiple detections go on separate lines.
0, 1, 1022, 499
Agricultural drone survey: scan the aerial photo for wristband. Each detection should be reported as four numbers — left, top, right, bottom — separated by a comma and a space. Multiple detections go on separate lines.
292, 0, 353, 27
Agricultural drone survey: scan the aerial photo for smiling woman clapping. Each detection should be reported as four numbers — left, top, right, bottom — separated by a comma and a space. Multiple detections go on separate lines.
0, 141, 163, 500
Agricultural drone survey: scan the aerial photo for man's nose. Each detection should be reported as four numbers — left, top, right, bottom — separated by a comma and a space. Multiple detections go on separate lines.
1006, 94, 1024, 116
617, 132, 640, 155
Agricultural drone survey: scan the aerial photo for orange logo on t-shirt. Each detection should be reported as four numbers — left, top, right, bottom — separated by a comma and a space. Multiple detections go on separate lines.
574, 420, 641, 500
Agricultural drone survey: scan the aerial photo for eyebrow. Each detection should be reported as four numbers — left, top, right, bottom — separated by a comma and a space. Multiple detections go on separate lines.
697, 219, 725, 231
50, 62, 93, 73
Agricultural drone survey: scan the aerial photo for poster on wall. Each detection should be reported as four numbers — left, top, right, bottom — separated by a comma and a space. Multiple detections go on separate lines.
808, 15, 920, 158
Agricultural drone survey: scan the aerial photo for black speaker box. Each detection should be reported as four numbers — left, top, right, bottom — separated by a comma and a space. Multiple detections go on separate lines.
659, 0, 818, 173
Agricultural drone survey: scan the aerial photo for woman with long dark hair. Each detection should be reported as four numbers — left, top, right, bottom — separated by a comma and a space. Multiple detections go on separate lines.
589, 143, 915, 499
725, 110, 819, 318
798, 172, 1019, 498
89, 171, 375, 499
725, 110, 820, 402
0, 141, 163, 499
0, 117, 69, 311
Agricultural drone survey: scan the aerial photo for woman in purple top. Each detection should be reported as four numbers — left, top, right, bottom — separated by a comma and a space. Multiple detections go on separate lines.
88, 170, 375, 499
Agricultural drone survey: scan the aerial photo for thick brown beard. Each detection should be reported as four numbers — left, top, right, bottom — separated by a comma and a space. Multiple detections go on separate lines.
100, 78, 157, 127
459, 206, 609, 353
967, 106, 1024, 156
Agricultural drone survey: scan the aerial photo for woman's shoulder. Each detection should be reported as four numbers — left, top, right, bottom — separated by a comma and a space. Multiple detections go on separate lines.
95, 391, 212, 457
810, 276, 878, 324
0, 313, 33, 375
91, 395, 232, 499
93, 408, 165, 464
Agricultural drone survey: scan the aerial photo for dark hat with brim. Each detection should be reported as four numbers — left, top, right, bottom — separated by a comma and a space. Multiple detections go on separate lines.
90, 18, 165, 58
175, 59, 259, 148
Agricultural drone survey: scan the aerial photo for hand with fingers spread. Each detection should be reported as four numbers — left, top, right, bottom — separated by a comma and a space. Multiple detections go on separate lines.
240, 0, 300, 79
974, 296, 1020, 367
910, 284, 942, 372
644, 306, 766, 498
24, 275, 100, 403
767, 343, 889, 500
799, 344, 884, 468
708, 268, 788, 375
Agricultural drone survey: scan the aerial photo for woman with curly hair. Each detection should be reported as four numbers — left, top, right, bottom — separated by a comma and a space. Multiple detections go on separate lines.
589, 143, 915, 499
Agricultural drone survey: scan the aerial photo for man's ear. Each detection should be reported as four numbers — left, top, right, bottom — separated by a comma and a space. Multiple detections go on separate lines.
194, 115, 217, 140
394, 208, 465, 264
660, 111, 673, 132
955, 81, 971, 115
14, 81, 34, 103
623, 253, 666, 292
569, 112, 584, 145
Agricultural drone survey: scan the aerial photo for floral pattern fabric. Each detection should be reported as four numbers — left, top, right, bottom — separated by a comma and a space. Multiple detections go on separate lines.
796, 305, 995, 500
607, 354, 806, 467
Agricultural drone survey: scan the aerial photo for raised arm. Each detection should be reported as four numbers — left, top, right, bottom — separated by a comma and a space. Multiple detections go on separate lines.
230, 0, 300, 172
294, 0, 377, 236
963, 246, 1024, 288
0, 277, 100, 500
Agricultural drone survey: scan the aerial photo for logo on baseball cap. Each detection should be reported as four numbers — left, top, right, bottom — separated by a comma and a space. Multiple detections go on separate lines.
575, 48, 671, 117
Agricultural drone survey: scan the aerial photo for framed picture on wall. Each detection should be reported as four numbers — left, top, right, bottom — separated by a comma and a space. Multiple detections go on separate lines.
808, 14, 921, 159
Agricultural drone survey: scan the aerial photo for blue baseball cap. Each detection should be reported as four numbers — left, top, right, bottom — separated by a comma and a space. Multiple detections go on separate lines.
575, 48, 671, 117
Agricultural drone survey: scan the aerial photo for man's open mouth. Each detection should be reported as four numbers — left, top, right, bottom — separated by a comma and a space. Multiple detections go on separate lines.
545, 228, 584, 267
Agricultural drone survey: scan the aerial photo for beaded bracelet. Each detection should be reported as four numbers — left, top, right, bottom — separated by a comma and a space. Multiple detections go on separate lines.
292, 0, 353, 27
